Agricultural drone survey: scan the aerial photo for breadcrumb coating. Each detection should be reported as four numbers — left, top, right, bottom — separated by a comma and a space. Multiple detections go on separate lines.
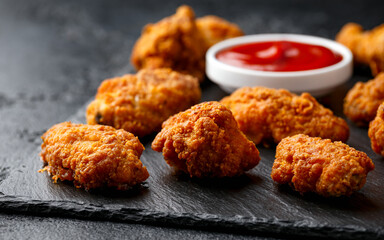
131, 5, 243, 81
40, 122, 149, 190
369, 102, 384, 156
271, 134, 374, 197
131, 6, 206, 81
86, 68, 201, 138
220, 87, 349, 145
196, 15, 244, 48
152, 101, 260, 178
336, 22, 384, 76
344, 72, 384, 126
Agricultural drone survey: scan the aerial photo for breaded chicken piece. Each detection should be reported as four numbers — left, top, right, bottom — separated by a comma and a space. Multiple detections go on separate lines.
336, 22, 384, 76
131, 5, 244, 82
131, 6, 207, 81
271, 134, 374, 197
344, 72, 384, 126
152, 101, 260, 178
40, 122, 149, 190
220, 87, 349, 145
86, 68, 201, 138
368, 102, 384, 156
196, 15, 243, 48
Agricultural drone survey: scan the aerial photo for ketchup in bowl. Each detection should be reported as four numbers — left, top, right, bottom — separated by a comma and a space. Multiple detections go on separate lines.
216, 41, 343, 72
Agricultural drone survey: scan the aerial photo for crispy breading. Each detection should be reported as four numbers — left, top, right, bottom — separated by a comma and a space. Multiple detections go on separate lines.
131, 6, 207, 81
271, 134, 374, 197
220, 87, 349, 145
336, 22, 384, 76
344, 72, 384, 126
86, 68, 201, 138
196, 15, 243, 48
152, 101, 260, 178
131, 5, 244, 81
368, 102, 384, 156
40, 122, 149, 190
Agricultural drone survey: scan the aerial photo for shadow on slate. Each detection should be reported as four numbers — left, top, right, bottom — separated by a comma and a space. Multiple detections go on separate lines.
0, 81, 384, 240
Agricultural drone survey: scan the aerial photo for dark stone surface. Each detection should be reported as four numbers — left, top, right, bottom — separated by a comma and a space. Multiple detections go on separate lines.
1, 0, 384, 239
0, 212, 276, 240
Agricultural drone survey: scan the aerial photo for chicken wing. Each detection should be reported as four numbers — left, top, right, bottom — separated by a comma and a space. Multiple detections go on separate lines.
131, 5, 243, 81
131, 6, 207, 81
40, 122, 149, 190
271, 134, 374, 197
344, 72, 384, 126
196, 15, 243, 48
86, 68, 201, 138
336, 22, 384, 76
220, 87, 349, 145
152, 101, 260, 178
368, 102, 384, 156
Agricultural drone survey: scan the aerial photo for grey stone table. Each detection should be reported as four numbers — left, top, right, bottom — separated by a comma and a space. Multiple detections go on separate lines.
1, 0, 383, 239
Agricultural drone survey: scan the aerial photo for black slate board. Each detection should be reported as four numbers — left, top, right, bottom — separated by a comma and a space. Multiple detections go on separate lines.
1, 80, 384, 239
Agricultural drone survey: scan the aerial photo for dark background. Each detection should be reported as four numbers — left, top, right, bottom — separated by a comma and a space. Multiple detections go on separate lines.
1, 0, 383, 239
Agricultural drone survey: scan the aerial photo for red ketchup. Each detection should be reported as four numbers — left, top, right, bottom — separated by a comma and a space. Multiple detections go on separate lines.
216, 41, 343, 72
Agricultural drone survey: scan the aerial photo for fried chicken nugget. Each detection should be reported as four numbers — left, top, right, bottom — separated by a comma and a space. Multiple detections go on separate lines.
40, 122, 149, 190
131, 5, 243, 82
131, 6, 207, 81
368, 102, 384, 156
220, 87, 349, 145
271, 134, 374, 197
336, 22, 384, 76
152, 101, 260, 178
344, 72, 384, 126
86, 68, 201, 138
196, 15, 244, 48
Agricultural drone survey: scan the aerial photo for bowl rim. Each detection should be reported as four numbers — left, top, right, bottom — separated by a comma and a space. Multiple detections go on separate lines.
206, 33, 353, 77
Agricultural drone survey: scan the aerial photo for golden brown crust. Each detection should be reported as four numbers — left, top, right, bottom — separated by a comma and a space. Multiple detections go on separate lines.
336, 22, 384, 76
86, 68, 201, 138
40, 122, 149, 190
220, 87, 349, 145
368, 102, 384, 156
271, 134, 374, 197
130, 5, 244, 82
344, 72, 384, 126
152, 101, 260, 178
130, 6, 207, 81
196, 15, 243, 48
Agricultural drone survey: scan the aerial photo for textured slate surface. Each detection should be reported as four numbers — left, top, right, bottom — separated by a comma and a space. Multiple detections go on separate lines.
0, 213, 279, 240
1, 0, 384, 239
1, 80, 384, 239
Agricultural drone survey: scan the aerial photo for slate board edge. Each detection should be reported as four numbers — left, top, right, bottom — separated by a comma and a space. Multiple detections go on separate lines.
0, 194, 382, 240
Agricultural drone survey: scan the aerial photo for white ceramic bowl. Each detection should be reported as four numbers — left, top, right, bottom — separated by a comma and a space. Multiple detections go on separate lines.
206, 34, 353, 96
